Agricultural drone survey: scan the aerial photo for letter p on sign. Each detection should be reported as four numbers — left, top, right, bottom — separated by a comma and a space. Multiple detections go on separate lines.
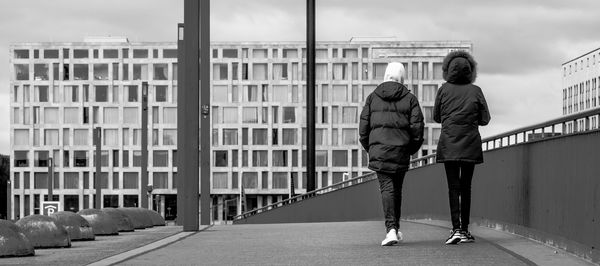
42, 201, 61, 215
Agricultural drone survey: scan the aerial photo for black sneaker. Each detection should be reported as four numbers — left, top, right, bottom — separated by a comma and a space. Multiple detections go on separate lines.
445, 229, 462, 245
460, 230, 475, 243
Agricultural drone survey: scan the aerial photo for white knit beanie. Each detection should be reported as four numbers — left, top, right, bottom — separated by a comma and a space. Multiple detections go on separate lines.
383, 62, 405, 83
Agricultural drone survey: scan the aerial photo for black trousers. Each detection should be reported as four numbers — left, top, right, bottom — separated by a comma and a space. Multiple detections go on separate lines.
444, 162, 475, 231
377, 171, 406, 232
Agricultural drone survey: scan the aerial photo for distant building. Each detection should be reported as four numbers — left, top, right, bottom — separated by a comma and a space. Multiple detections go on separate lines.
562, 48, 600, 132
0, 154, 8, 220
9, 37, 471, 222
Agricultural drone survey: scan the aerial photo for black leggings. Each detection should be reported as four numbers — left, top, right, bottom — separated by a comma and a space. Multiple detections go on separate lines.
444, 162, 475, 231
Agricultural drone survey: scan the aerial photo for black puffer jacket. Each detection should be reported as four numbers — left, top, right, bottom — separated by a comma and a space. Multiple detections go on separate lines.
433, 51, 491, 164
359, 81, 424, 173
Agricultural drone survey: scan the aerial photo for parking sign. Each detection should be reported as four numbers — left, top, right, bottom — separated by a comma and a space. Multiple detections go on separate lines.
42, 201, 61, 215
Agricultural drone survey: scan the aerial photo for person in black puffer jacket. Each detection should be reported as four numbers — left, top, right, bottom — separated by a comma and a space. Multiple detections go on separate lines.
359, 62, 424, 246
433, 50, 491, 245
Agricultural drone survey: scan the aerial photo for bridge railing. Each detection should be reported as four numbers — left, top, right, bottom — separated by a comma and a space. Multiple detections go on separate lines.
234, 107, 600, 221
409, 107, 600, 167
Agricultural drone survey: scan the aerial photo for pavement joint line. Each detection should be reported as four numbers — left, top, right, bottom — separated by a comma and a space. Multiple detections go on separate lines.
87, 225, 213, 266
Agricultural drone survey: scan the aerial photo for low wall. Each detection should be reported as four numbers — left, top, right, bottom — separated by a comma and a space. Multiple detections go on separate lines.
235, 131, 600, 263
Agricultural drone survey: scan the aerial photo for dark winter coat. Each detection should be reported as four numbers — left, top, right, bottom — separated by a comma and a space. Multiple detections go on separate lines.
433, 51, 491, 164
359, 81, 424, 173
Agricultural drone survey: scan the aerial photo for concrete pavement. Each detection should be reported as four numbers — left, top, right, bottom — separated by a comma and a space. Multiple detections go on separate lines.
117, 220, 596, 266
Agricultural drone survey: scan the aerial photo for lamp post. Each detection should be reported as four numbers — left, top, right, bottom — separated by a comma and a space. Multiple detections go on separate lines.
47, 157, 53, 200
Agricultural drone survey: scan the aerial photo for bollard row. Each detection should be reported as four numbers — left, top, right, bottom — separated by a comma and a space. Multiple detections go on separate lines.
0, 208, 166, 257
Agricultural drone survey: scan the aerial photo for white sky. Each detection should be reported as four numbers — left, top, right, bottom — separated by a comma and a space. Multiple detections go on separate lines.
1, 0, 599, 155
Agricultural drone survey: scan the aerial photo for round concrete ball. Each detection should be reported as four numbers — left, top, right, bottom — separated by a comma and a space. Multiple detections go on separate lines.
116, 208, 147, 229
77, 209, 119, 236
143, 209, 166, 226
0, 219, 35, 257
102, 208, 135, 232
15, 215, 71, 249
50, 211, 95, 241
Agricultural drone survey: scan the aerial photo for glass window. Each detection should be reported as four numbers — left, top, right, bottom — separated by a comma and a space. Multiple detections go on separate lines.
133, 64, 149, 80
163, 129, 177, 145
213, 173, 228, 189
272, 151, 288, 167
223, 107, 238, 123
253, 64, 267, 80
214, 151, 228, 167
152, 151, 168, 167
242, 172, 258, 189
222, 49, 237, 58
133, 49, 148, 58
272, 172, 288, 189
93, 64, 109, 80
423, 85, 437, 102
373, 63, 387, 80
213, 64, 228, 80
273, 63, 288, 80
14, 151, 29, 167
123, 172, 138, 189
213, 85, 228, 102
73, 64, 88, 80
44, 129, 59, 145
342, 129, 358, 145
153, 64, 168, 80
283, 107, 295, 123
14, 64, 29, 80
155, 86, 167, 102
333, 63, 347, 80
252, 151, 268, 167
123, 107, 139, 124
223, 129, 237, 145
14, 49, 29, 59
342, 107, 358, 123
44, 107, 59, 124
252, 129, 268, 145
332, 150, 348, 166
252, 49, 267, 58
73, 129, 89, 145
35, 86, 48, 102
316, 63, 327, 80
242, 107, 258, 123
282, 128, 297, 145
95, 85, 108, 102
74, 151, 88, 167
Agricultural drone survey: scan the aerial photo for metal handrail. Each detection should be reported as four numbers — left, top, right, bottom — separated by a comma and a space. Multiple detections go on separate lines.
234, 108, 600, 221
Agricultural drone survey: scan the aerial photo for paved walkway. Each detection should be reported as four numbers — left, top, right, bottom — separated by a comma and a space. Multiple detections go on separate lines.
116, 220, 597, 266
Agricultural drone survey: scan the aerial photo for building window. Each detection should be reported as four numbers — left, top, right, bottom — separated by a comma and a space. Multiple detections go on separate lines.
373, 63, 387, 80
242, 107, 258, 123
282, 129, 297, 145
252, 129, 268, 145
272, 151, 288, 167
154, 64, 168, 80
316, 150, 328, 167
283, 107, 295, 123
133, 49, 148, 58
94, 85, 108, 102
14, 151, 29, 167
212, 173, 228, 189
123, 107, 139, 124
155, 86, 167, 102
332, 150, 348, 166
272, 172, 288, 189
93, 64, 109, 80
213, 63, 228, 80
74, 151, 88, 167
242, 172, 258, 189
252, 151, 268, 167
73, 64, 88, 80
213, 85, 227, 102
342, 129, 358, 145
273, 64, 288, 80
253, 64, 267, 80
332, 85, 347, 102
222, 49, 237, 58
35, 86, 48, 102
423, 85, 437, 102
214, 151, 228, 167
332, 63, 347, 80
133, 64, 149, 80
14, 64, 29, 80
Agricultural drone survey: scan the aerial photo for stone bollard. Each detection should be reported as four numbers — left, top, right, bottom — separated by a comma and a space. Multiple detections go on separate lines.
15, 215, 71, 248
102, 208, 135, 232
77, 209, 119, 236
0, 219, 35, 257
117, 208, 153, 229
50, 211, 95, 241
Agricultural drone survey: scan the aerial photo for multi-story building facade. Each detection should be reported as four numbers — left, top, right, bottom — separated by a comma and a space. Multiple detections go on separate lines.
9, 37, 471, 222
562, 47, 600, 132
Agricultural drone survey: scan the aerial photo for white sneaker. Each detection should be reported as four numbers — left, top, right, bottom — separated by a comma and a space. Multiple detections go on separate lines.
381, 229, 399, 246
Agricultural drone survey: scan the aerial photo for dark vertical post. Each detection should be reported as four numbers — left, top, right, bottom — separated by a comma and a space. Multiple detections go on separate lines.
182, 0, 200, 230
94, 127, 101, 209
199, 0, 211, 226
176, 23, 185, 226
306, 0, 316, 192
141, 82, 149, 209
47, 157, 53, 200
